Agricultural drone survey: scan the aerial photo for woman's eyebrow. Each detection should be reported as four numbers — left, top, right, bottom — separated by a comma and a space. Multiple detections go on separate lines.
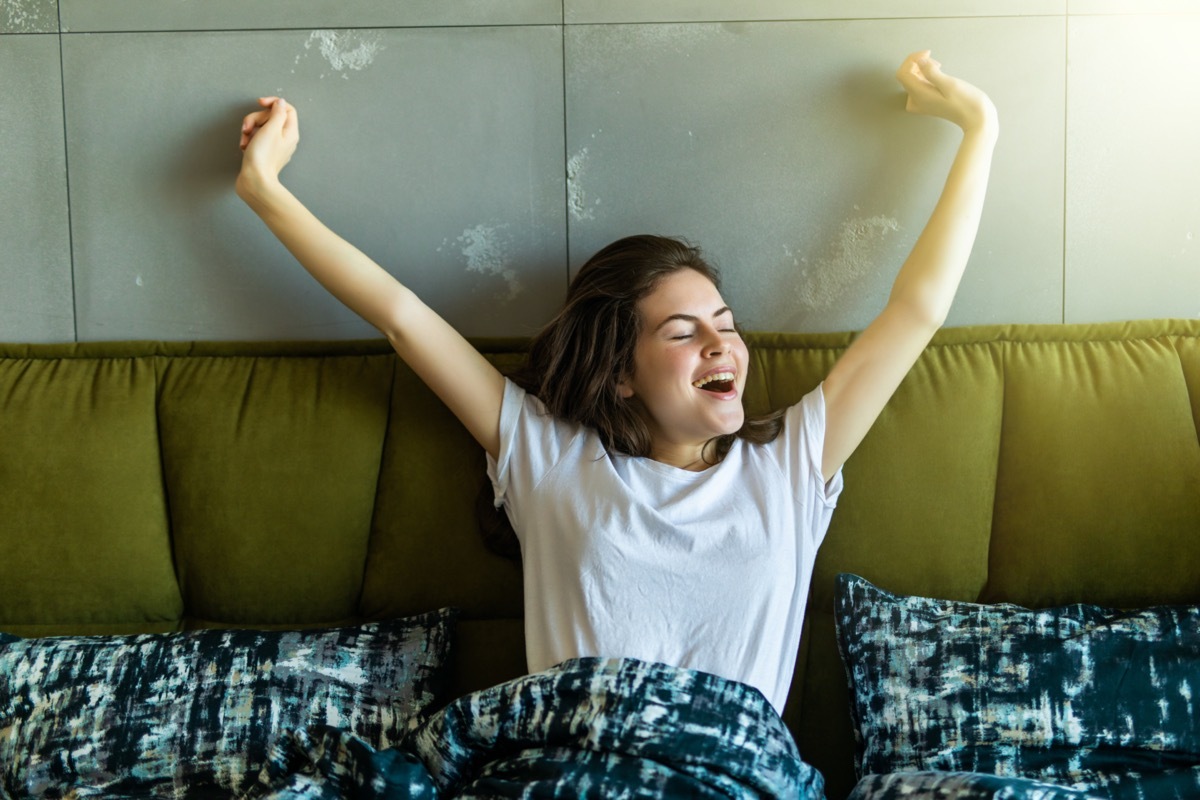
652, 306, 733, 333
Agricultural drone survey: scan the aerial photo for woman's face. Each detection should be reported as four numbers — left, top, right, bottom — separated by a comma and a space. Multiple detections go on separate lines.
617, 268, 749, 456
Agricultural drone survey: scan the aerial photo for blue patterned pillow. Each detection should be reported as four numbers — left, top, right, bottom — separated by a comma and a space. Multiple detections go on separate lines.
0, 609, 457, 798
834, 575, 1200, 798
848, 770, 1103, 799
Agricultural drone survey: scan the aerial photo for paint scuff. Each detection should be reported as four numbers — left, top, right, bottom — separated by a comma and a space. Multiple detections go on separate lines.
795, 215, 900, 309
567, 147, 596, 221
570, 23, 723, 80
458, 224, 521, 301
299, 30, 384, 79
2, 0, 54, 32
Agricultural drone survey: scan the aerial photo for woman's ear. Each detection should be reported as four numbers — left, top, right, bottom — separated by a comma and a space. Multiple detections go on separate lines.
617, 375, 635, 399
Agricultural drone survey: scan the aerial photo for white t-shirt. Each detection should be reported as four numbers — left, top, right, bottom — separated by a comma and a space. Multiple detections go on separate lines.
486, 378, 843, 714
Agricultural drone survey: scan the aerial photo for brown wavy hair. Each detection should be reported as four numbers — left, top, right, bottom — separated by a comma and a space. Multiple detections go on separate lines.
478, 234, 785, 558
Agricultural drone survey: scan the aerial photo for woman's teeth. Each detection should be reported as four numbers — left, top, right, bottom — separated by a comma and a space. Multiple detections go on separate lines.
692, 371, 735, 390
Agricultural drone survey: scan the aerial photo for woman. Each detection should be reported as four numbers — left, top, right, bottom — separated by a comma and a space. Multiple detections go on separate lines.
236, 50, 998, 714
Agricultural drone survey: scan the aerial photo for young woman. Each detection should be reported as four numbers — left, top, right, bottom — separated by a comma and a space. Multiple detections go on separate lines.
236, 50, 998, 715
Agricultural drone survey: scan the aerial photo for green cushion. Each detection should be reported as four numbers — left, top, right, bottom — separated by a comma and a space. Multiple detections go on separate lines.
361, 353, 524, 622
983, 329, 1200, 607
157, 353, 393, 625
814, 336, 1003, 607
0, 355, 179, 628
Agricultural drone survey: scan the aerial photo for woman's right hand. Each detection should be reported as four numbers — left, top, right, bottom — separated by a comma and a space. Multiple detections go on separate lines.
895, 51, 998, 138
236, 96, 299, 200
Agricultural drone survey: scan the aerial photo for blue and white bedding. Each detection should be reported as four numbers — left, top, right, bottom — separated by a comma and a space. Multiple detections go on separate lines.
8, 639, 1174, 799
847, 771, 1105, 800
247, 655, 1151, 800
250, 656, 824, 799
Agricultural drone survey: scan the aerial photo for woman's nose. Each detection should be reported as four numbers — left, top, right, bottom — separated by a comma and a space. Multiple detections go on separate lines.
704, 332, 729, 356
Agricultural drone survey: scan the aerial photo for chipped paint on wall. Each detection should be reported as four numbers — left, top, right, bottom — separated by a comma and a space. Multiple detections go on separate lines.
297, 30, 384, 79
567, 147, 596, 222
2, 0, 54, 33
457, 224, 521, 301
795, 215, 900, 309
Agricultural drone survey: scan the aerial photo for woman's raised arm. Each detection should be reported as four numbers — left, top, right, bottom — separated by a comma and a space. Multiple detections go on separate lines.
820, 51, 999, 481
237, 97, 505, 458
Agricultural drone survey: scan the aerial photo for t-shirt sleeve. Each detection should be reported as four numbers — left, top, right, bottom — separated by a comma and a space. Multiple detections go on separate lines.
486, 378, 581, 541
769, 382, 845, 549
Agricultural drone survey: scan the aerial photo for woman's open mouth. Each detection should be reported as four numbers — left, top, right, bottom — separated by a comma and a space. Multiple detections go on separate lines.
692, 371, 736, 394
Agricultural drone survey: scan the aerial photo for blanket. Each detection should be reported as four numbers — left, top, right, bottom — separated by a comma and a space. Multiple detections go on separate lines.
847, 771, 1104, 800
250, 657, 825, 799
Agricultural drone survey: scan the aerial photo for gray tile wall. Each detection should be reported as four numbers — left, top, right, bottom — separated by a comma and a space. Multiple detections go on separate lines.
2, 2, 1197, 342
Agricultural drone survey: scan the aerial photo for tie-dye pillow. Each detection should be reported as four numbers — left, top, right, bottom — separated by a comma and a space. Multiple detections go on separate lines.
0, 609, 457, 799
834, 574, 1200, 799
848, 770, 1103, 799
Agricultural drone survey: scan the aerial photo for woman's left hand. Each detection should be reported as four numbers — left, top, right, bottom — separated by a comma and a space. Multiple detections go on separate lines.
896, 50, 998, 136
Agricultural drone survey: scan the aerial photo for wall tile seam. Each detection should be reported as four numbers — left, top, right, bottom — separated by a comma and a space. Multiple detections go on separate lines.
564, 17, 1070, 24
559, 13, 1200, 25
40, 18, 1055, 38
51, 10, 1200, 35
36, 10, 1200, 35
1061, 11, 1069, 326
40, 17, 1070, 36
565, 11, 1199, 23
559, 18, 570, 293
52, 22, 80, 345
54, 23, 564, 35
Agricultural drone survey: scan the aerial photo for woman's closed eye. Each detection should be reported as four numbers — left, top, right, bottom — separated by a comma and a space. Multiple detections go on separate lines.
667, 323, 736, 340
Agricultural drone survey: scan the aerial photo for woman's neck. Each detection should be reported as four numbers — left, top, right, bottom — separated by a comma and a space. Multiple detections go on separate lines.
650, 439, 717, 472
